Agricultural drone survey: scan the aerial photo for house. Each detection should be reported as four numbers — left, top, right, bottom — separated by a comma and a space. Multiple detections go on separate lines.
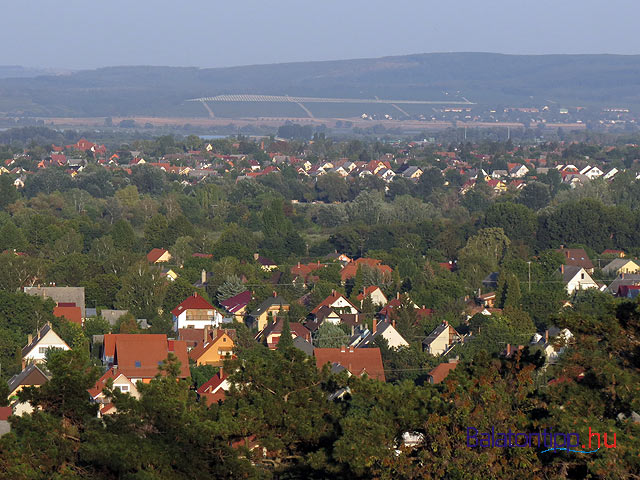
603, 168, 619, 180
188, 328, 235, 366
101, 334, 190, 382
53, 305, 82, 326
557, 247, 594, 273
88, 367, 140, 416
353, 320, 409, 350
531, 327, 574, 364
311, 291, 359, 317
247, 294, 290, 332
422, 321, 462, 356
291, 261, 325, 285
171, 293, 223, 332
427, 360, 458, 384
560, 265, 598, 295
314, 346, 385, 382
340, 258, 392, 283
508, 163, 529, 178
477, 292, 496, 308
356, 286, 388, 307
401, 166, 424, 180
617, 285, 640, 299
254, 254, 277, 272
292, 336, 314, 356
607, 273, 640, 295
220, 290, 252, 322
0, 407, 11, 435
256, 319, 312, 349
161, 267, 179, 282
100, 309, 128, 327
24, 286, 86, 319
311, 305, 342, 326
7, 363, 50, 401
602, 259, 640, 276
146, 248, 172, 264
377, 293, 418, 322
602, 249, 625, 258
197, 370, 230, 406
21, 323, 70, 368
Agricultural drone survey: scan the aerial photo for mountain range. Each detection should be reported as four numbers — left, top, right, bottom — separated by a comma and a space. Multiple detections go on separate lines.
1, 53, 640, 118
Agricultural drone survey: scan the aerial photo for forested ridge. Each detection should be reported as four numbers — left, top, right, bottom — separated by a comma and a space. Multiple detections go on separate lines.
0, 128, 638, 478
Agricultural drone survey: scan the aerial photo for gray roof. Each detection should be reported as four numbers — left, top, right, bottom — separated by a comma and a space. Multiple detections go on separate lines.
607, 274, 640, 294
423, 322, 456, 347
100, 310, 128, 326
560, 265, 585, 283
602, 259, 635, 275
21, 323, 54, 357
293, 336, 314, 356
24, 286, 85, 318
250, 296, 289, 317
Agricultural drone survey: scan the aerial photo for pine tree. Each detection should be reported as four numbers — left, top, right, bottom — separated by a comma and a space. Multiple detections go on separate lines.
277, 318, 293, 351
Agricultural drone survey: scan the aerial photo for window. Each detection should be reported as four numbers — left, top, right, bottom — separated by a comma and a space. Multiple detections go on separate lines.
223, 337, 226, 342
118, 385, 129, 392
135, 361, 141, 368
39, 347, 47, 354
581, 273, 585, 280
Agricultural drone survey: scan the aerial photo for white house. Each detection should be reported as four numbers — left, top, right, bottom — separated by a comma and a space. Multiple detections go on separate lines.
357, 286, 388, 307
21, 323, 70, 368
171, 293, 223, 331
560, 265, 598, 295
422, 321, 462, 356
603, 168, 619, 180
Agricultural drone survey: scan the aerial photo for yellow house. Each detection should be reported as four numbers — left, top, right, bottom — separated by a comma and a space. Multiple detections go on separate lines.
602, 259, 640, 276
188, 329, 235, 366
249, 295, 290, 332
161, 268, 179, 282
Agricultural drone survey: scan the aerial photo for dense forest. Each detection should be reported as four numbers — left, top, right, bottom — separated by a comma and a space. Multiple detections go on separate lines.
0, 128, 638, 478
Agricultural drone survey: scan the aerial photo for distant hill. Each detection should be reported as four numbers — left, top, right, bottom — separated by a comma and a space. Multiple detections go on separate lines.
1, 53, 640, 117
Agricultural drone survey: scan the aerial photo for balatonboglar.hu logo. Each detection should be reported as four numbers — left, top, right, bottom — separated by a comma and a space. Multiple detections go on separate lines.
467, 427, 616, 453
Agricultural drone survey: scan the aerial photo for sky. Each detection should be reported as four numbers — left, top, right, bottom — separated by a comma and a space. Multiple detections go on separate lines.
1, 0, 637, 70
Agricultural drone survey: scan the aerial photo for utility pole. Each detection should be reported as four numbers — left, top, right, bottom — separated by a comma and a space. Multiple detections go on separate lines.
527, 261, 532, 292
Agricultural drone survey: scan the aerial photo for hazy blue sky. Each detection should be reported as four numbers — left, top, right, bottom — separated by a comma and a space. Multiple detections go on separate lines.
2, 0, 636, 69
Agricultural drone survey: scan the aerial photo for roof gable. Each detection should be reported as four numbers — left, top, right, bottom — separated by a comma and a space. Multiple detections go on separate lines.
171, 293, 216, 317
314, 347, 385, 381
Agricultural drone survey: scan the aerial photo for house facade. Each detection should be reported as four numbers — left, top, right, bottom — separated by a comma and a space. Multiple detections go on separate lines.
172, 293, 223, 332
422, 321, 462, 356
21, 323, 70, 368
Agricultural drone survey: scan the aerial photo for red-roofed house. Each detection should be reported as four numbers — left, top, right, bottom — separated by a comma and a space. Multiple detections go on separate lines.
340, 258, 392, 283
171, 293, 223, 331
53, 305, 82, 326
427, 361, 458, 384
188, 329, 235, 366
314, 346, 385, 382
88, 367, 139, 416
147, 248, 171, 264
101, 334, 190, 382
311, 290, 359, 316
197, 370, 230, 406
256, 319, 311, 350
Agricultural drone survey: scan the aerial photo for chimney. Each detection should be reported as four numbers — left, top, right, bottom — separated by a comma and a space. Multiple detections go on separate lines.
348, 346, 354, 353
372, 320, 377, 334
273, 291, 277, 297
351, 325, 355, 336
396, 292, 400, 300
340, 345, 346, 353
545, 330, 549, 343
506, 344, 512, 357
201, 269, 207, 285
392, 319, 396, 328
219, 366, 223, 377
254, 253, 259, 260
561, 264, 564, 274
28, 334, 32, 344
297, 262, 300, 268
